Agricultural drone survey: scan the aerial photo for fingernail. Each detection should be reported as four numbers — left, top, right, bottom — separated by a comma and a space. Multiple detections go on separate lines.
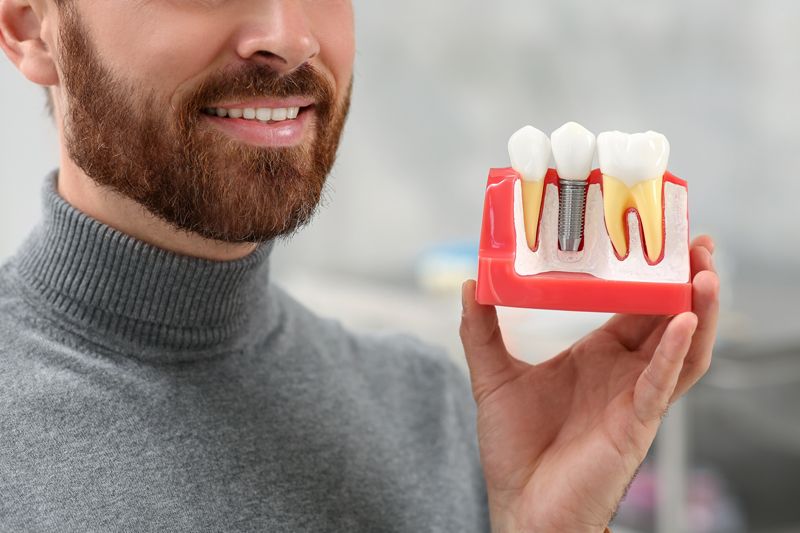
461, 282, 468, 316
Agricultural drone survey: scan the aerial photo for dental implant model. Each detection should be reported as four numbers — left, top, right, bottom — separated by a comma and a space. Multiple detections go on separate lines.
551, 122, 596, 252
476, 122, 692, 315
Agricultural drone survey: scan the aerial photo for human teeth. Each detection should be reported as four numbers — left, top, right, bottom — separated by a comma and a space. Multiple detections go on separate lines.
256, 108, 271, 121
272, 108, 288, 121
597, 130, 670, 263
207, 107, 301, 122
551, 122, 595, 181
508, 126, 551, 250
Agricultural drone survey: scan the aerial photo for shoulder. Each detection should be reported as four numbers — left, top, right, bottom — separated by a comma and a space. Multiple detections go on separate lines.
271, 286, 473, 412
350, 328, 469, 395
352, 329, 478, 429
268, 281, 468, 381
0, 262, 41, 355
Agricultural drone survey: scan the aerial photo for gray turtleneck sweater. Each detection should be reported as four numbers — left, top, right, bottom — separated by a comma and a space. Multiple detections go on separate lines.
0, 176, 489, 532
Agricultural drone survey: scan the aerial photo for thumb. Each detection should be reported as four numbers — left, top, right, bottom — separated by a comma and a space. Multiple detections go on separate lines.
460, 280, 516, 402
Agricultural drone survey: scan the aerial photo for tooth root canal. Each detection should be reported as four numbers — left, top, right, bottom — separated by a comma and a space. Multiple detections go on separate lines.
597, 130, 670, 264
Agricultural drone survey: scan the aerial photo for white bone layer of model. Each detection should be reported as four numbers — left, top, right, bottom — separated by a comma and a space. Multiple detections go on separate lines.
512, 126, 689, 283
508, 126, 551, 250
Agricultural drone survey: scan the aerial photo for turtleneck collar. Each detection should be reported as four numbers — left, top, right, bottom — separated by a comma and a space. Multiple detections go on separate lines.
12, 173, 275, 362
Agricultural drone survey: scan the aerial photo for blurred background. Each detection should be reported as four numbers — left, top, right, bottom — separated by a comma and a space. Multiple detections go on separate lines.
2, 0, 800, 531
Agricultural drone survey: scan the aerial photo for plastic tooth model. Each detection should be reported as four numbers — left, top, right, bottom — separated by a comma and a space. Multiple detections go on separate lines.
508, 126, 551, 251
551, 122, 596, 252
476, 122, 692, 315
598, 130, 670, 264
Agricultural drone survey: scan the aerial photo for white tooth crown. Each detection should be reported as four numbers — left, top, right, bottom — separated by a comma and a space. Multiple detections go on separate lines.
597, 131, 670, 187
271, 108, 288, 121
206, 106, 301, 123
551, 122, 596, 181
508, 126, 551, 182
256, 108, 271, 121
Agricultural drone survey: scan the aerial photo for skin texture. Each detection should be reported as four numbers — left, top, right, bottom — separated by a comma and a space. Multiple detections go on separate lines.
0, 1, 720, 530
460, 236, 719, 532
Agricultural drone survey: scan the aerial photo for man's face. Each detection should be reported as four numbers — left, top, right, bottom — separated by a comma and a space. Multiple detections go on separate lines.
56, 0, 354, 243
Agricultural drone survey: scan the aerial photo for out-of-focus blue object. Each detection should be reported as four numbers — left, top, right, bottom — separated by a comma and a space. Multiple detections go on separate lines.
415, 241, 479, 293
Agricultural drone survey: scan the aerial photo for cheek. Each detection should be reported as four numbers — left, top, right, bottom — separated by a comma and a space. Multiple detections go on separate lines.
138, 24, 232, 97
77, 3, 231, 99
310, 3, 355, 92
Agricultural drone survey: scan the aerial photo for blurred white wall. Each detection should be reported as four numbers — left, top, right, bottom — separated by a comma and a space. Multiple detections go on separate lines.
273, 0, 800, 281
2, 0, 800, 279
0, 63, 59, 260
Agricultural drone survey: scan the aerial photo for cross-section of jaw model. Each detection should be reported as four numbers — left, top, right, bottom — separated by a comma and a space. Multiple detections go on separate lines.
476, 122, 692, 315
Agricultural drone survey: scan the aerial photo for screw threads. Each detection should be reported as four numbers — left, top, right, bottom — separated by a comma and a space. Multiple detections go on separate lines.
558, 179, 588, 252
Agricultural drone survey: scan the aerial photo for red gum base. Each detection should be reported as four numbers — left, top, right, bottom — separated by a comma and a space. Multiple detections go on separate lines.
476, 167, 691, 315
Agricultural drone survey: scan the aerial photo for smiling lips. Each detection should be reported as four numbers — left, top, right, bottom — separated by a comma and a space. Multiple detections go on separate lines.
200, 103, 313, 146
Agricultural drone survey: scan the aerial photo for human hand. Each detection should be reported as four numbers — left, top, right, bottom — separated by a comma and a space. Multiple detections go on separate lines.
460, 236, 719, 532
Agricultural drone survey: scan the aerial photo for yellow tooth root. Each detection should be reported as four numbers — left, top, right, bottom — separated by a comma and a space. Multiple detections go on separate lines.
630, 178, 663, 263
602, 176, 630, 258
602, 175, 663, 263
521, 180, 544, 250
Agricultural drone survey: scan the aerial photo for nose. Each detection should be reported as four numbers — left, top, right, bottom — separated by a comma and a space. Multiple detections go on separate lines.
234, 0, 320, 73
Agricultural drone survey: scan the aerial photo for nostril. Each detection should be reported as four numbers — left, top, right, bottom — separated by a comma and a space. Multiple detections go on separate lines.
255, 50, 286, 63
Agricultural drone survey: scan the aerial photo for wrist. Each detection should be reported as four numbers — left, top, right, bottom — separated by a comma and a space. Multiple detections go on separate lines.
487, 498, 611, 533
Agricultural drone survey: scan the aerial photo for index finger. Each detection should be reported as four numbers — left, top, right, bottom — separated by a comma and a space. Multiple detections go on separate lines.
671, 268, 720, 400
690, 235, 715, 256
690, 239, 716, 280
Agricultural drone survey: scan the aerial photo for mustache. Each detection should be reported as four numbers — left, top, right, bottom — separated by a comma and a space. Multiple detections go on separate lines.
181, 63, 335, 116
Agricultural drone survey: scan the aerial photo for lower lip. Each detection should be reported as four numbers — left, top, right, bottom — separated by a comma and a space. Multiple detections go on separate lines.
202, 108, 312, 146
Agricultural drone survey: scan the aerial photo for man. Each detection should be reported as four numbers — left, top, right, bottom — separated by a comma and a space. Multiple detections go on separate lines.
0, 0, 719, 531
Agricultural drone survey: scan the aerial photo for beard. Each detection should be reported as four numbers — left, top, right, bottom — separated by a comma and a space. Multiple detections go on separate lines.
57, 4, 351, 243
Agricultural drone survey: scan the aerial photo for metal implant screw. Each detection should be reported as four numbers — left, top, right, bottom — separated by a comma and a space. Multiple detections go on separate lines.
558, 180, 588, 252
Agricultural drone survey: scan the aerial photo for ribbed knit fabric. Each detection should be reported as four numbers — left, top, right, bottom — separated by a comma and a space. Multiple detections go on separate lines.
0, 174, 490, 532
14, 176, 275, 360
